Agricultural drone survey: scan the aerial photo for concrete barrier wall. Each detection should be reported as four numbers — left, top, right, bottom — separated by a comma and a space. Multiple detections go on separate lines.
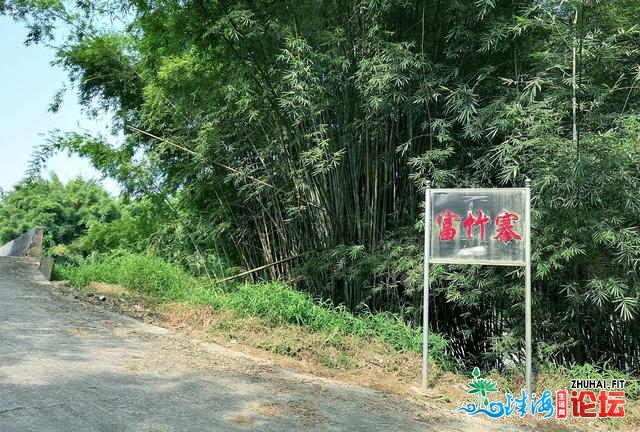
0, 228, 44, 258
39, 257, 54, 280
0, 228, 54, 280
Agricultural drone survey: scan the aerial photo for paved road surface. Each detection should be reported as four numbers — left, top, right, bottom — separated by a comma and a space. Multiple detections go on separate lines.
0, 257, 523, 431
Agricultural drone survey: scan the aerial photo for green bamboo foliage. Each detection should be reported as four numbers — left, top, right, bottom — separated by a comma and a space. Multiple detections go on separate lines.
6, 0, 640, 371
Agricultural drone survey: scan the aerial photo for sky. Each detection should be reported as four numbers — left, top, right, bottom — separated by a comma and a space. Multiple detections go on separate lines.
0, 17, 119, 196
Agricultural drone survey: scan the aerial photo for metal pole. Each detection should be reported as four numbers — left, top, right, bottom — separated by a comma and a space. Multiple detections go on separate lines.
422, 181, 432, 389
524, 179, 532, 396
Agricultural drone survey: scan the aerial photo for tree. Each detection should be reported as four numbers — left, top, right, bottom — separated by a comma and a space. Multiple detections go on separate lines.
3, 0, 640, 372
0, 176, 120, 249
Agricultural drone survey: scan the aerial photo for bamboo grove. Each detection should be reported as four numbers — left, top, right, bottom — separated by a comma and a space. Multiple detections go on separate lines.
3, 0, 640, 373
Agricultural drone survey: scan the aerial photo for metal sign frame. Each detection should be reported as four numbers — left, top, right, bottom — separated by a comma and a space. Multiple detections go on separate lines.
422, 180, 532, 396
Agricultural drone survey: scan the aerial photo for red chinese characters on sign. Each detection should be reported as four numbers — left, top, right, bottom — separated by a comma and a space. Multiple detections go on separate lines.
436, 210, 460, 241
463, 210, 491, 240
435, 209, 522, 244
494, 210, 522, 244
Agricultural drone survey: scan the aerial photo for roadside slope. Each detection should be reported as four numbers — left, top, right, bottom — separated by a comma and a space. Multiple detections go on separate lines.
0, 256, 524, 431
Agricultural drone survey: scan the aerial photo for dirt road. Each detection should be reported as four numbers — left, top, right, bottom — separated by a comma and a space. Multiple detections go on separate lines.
0, 257, 524, 431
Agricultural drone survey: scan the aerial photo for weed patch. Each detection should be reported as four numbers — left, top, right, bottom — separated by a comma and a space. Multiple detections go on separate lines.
55, 251, 453, 370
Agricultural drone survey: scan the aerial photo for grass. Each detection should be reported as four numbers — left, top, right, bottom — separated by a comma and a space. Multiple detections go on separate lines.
54, 251, 638, 413
53, 251, 452, 369
54, 252, 640, 430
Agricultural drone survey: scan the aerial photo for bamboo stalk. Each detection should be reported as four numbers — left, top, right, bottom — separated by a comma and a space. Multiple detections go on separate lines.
213, 253, 306, 284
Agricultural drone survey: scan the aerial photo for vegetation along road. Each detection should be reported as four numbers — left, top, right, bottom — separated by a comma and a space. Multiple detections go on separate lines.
2, 0, 639, 430
0, 256, 524, 431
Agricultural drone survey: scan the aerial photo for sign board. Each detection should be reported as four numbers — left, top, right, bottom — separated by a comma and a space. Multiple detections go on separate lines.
430, 189, 527, 266
422, 182, 532, 397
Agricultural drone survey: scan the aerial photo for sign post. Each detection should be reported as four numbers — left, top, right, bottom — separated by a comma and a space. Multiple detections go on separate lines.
423, 181, 432, 388
422, 182, 532, 394
524, 179, 532, 396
